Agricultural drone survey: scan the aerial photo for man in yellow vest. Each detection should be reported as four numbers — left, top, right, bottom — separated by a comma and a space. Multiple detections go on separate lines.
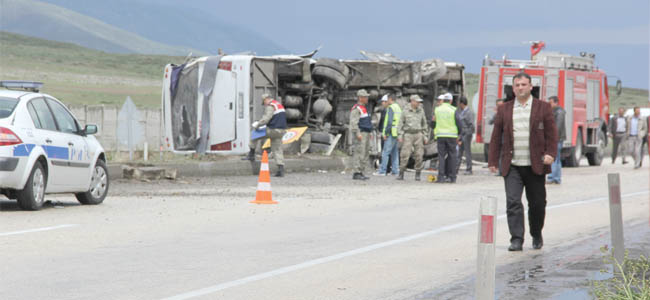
433, 93, 463, 183
375, 94, 402, 176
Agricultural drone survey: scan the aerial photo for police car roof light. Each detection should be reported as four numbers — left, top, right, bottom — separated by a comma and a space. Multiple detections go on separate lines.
0, 81, 44, 92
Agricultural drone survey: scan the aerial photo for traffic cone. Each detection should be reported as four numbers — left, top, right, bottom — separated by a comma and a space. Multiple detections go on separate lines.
250, 150, 278, 204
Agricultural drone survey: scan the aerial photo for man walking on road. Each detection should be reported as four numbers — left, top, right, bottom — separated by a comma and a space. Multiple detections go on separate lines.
375, 94, 401, 176
456, 96, 475, 175
350, 89, 372, 180
610, 107, 629, 164
627, 107, 648, 169
546, 96, 565, 184
244, 94, 288, 177
397, 94, 428, 181
489, 72, 558, 251
433, 93, 462, 183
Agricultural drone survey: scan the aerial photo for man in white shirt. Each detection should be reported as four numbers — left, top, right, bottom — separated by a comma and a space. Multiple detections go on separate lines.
627, 107, 648, 169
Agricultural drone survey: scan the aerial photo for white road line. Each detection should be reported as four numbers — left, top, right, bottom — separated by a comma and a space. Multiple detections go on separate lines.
0, 224, 79, 237
161, 190, 649, 300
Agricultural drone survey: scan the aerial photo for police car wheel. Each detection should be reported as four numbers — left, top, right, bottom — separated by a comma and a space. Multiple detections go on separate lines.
75, 160, 109, 205
17, 161, 47, 211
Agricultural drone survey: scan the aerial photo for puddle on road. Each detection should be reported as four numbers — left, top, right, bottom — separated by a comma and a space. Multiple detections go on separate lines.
407, 222, 649, 300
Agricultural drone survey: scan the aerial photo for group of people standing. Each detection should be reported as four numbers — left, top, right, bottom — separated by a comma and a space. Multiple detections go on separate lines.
349, 89, 476, 183
609, 106, 648, 169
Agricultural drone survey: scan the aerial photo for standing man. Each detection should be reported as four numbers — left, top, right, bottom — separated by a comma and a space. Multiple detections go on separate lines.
376, 94, 401, 176
433, 93, 463, 183
627, 107, 648, 169
489, 72, 557, 251
350, 89, 372, 180
546, 96, 566, 184
456, 96, 475, 175
610, 107, 628, 164
245, 94, 288, 177
397, 94, 428, 181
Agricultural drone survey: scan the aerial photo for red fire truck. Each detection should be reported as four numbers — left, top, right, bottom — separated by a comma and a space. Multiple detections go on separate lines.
476, 42, 613, 167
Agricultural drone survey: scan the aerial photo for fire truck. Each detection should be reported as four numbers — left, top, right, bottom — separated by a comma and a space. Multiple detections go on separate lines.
476, 42, 614, 167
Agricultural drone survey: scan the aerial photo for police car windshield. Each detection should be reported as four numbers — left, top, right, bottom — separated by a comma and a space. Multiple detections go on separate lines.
0, 97, 19, 119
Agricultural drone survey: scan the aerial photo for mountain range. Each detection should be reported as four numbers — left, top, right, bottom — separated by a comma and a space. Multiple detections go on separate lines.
0, 0, 287, 56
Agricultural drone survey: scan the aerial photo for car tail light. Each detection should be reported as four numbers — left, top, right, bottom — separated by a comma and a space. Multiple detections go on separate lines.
210, 142, 232, 151
0, 127, 22, 146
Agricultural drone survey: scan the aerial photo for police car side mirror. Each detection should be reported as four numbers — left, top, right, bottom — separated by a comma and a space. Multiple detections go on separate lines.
84, 124, 98, 135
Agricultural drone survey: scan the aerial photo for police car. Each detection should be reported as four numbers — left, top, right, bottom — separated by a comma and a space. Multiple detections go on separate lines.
0, 81, 109, 210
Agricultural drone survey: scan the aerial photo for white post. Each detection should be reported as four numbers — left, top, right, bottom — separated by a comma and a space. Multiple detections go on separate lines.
144, 142, 148, 161
476, 196, 497, 300
607, 173, 625, 264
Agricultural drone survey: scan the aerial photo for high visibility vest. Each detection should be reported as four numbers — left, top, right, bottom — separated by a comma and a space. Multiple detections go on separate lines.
382, 103, 402, 137
434, 103, 458, 138
268, 100, 287, 129
352, 104, 372, 132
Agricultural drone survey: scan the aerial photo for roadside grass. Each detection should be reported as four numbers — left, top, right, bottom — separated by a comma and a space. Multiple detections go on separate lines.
592, 249, 650, 299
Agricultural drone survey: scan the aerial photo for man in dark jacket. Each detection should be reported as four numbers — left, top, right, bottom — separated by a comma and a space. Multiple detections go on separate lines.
489, 72, 558, 252
456, 96, 475, 175
609, 107, 628, 164
546, 96, 565, 184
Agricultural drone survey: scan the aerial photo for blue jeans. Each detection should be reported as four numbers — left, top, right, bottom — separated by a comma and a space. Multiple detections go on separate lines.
379, 136, 399, 174
547, 142, 562, 183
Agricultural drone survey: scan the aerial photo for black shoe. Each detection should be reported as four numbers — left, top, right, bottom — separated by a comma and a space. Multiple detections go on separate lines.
446, 177, 456, 183
435, 176, 446, 183
242, 149, 255, 161
359, 173, 369, 180
532, 236, 543, 250
415, 171, 421, 181
353, 173, 363, 180
274, 165, 285, 177
396, 171, 404, 180
508, 240, 523, 251
463, 170, 473, 175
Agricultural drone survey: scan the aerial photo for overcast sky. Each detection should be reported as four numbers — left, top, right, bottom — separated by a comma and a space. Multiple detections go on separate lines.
155, 0, 648, 88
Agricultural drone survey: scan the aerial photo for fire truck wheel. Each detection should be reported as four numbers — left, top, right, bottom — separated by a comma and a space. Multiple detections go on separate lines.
566, 131, 583, 167
586, 131, 605, 166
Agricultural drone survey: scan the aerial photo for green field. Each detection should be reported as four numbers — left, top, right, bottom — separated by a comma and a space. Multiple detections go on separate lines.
0, 31, 184, 108
1, 31, 647, 110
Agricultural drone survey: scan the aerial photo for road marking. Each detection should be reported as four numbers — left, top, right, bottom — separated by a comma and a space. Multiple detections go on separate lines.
0, 224, 79, 237
161, 190, 649, 300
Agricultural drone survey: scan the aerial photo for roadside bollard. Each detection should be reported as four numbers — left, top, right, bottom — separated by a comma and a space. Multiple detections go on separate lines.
476, 196, 497, 300
607, 173, 625, 264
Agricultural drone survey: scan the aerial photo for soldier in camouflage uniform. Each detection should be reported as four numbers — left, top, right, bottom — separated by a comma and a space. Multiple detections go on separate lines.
244, 93, 288, 177
397, 94, 428, 181
349, 89, 372, 180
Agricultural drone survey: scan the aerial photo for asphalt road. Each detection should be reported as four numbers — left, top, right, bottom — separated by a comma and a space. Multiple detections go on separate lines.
1, 158, 649, 300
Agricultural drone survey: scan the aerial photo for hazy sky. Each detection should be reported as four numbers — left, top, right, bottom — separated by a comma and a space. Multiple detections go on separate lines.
153, 0, 649, 88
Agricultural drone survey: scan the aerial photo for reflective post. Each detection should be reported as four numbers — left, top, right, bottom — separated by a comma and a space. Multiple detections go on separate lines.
476, 196, 497, 300
607, 173, 624, 264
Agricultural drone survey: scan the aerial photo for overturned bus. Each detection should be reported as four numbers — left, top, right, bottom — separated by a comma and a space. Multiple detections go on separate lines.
161, 52, 465, 155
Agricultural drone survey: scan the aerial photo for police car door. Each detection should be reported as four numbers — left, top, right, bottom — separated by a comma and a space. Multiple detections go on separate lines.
45, 97, 89, 188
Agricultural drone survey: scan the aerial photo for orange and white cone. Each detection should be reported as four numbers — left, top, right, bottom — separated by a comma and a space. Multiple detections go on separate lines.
250, 150, 278, 204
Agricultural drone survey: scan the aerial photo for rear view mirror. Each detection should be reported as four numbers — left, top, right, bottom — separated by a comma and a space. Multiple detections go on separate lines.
85, 124, 98, 135
616, 80, 622, 96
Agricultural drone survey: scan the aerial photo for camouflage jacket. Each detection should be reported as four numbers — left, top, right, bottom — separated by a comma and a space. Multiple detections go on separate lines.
398, 106, 427, 138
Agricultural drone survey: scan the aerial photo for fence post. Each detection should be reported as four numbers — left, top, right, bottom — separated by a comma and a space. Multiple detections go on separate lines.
476, 196, 497, 300
607, 173, 625, 264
